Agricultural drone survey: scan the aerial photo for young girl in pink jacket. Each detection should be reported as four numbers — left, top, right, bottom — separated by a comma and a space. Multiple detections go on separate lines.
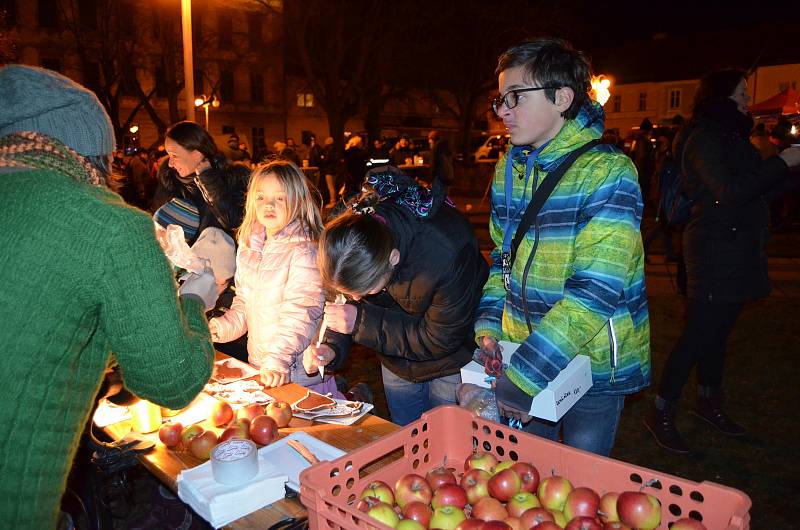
209, 160, 338, 393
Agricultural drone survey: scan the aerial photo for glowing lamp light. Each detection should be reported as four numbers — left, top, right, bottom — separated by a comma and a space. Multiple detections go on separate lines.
129, 124, 139, 134
130, 399, 162, 433
194, 97, 205, 107
590, 75, 612, 106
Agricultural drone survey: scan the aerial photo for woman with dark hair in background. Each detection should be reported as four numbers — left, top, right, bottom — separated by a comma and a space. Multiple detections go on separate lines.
644, 68, 800, 454
154, 121, 248, 244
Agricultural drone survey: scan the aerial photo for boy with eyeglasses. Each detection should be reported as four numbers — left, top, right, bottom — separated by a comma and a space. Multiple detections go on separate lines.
474, 38, 651, 456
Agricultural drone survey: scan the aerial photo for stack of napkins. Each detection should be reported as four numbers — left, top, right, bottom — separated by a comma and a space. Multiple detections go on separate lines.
177, 452, 289, 528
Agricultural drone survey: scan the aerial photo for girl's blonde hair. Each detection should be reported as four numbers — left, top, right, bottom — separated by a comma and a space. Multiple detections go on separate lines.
238, 159, 323, 246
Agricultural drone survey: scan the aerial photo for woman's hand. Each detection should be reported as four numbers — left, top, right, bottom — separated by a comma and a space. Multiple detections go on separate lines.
302, 344, 335, 375
260, 369, 289, 388
323, 302, 357, 334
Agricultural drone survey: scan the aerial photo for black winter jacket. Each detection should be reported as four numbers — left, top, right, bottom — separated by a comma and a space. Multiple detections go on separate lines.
153, 156, 248, 244
678, 111, 789, 302
326, 178, 489, 382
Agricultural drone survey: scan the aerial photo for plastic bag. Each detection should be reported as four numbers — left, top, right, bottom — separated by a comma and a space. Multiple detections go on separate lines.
159, 224, 208, 274
457, 383, 501, 423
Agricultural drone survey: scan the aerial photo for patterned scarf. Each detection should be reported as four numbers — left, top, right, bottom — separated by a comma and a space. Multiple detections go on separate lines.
0, 131, 105, 187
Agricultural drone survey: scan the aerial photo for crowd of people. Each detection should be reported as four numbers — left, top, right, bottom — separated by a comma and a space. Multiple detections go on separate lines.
2, 35, 800, 528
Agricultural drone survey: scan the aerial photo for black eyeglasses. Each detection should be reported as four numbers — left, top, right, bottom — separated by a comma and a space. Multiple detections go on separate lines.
491, 86, 561, 115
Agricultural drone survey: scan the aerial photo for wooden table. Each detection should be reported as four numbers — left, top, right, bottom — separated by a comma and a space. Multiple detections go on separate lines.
102, 353, 398, 529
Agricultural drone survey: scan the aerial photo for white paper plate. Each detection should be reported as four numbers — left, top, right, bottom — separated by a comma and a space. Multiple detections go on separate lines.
258, 431, 345, 491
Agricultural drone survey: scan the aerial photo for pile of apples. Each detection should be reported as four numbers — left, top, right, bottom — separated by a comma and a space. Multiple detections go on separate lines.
353, 452, 706, 530
157, 400, 294, 460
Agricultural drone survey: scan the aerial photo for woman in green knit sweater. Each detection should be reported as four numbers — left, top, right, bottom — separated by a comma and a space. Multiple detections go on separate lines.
0, 66, 217, 528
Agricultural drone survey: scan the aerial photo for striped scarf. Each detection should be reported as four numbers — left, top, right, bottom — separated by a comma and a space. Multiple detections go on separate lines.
0, 131, 105, 187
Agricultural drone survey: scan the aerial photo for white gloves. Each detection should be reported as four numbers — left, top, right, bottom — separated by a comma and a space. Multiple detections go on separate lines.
178, 271, 218, 311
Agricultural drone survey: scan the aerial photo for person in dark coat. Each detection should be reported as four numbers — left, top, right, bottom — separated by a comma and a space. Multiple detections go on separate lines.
304, 168, 489, 425
428, 130, 454, 185
644, 68, 800, 454
156, 121, 249, 245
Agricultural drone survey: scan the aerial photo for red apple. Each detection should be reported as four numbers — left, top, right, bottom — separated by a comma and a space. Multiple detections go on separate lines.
564, 516, 603, 530
602, 522, 631, 530
464, 452, 498, 473
510, 462, 540, 494
564, 487, 600, 521
519, 507, 555, 529
361, 480, 395, 506
432, 484, 468, 509
395, 473, 433, 508
158, 421, 183, 448
461, 468, 491, 505
180, 424, 204, 448
188, 430, 218, 459
219, 418, 250, 442
429, 505, 467, 530
506, 491, 541, 518
455, 519, 486, 530
265, 400, 293, 428
487, 468, 521, 502
537, 476, 573, 512
616, 491, 661, 530
237, 403, 264, 422
471, 497, 508, 522
367, 501, 400, 528
402, 501, 433, 527
427, 465, 458, 489
397, 519, 426, 530
670, 517, 707, 530
249, 414, 279, 445
598, 492, 620, 523
482, 521, 512, 530
210, 400, 234, 427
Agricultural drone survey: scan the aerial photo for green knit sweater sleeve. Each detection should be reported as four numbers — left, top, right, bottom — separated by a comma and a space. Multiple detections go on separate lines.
98, 208, 214, 410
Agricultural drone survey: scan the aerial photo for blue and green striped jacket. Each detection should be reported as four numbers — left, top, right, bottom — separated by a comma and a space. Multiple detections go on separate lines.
474, 100, 650, 398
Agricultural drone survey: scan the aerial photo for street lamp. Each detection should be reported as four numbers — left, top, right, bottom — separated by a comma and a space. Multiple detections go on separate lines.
181, 0, 195, 122
194, 96, 217, 131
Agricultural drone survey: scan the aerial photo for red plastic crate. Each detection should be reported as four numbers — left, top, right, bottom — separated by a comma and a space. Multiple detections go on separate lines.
299, 405, 750, 530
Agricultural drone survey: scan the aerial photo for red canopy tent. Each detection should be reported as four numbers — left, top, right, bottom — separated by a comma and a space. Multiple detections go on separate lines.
750, 88, 800, 116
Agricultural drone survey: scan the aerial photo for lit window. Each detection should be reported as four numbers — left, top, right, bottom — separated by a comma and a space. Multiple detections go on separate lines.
296, 92, 314, 108
669, 89, 681, 110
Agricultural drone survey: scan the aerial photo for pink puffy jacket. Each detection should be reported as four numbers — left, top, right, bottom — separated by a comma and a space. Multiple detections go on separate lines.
210, 221, 324, 373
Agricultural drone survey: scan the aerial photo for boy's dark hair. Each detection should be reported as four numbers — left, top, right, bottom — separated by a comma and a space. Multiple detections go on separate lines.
496, 38, 591, 120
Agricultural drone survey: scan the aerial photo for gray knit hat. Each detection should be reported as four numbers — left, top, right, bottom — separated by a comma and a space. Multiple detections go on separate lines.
0, 65, 115, 156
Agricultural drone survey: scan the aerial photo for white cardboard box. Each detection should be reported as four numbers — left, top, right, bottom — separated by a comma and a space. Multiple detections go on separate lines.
460, 341, 592, 422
